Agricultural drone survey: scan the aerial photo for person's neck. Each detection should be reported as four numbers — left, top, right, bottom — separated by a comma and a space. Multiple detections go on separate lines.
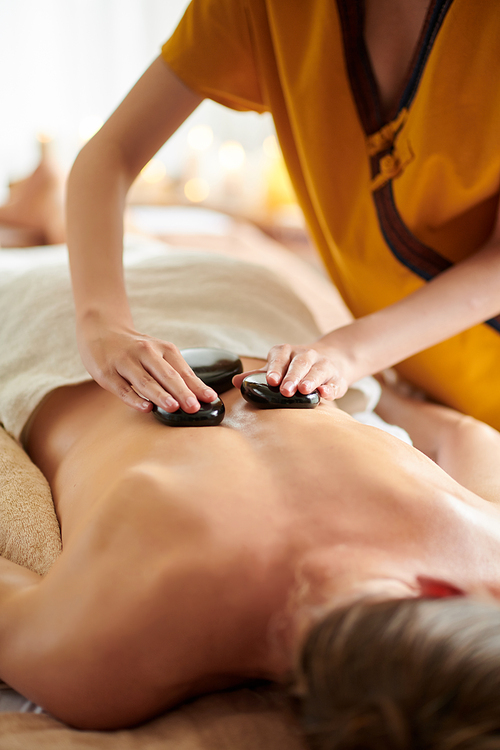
266, 543, 472, 678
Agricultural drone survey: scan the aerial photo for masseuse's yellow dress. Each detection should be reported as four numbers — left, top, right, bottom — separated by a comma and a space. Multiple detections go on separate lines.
163, 0, 500, 428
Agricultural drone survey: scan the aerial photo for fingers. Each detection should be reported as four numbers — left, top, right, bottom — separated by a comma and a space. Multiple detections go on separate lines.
115, 360, 184, 412
79, 317, 222, 413
91, 341, 218, 414
152, 344, 213, 407
106, 373, 155, 413
280, 352, 320, 397
266, 345, 292, 387
295, 360, 339, 395
91, 365, 157, 413
124, 342, 217, 413
271, 347, 325, 397
317, 383, 337, 400
265, 344, 348, 400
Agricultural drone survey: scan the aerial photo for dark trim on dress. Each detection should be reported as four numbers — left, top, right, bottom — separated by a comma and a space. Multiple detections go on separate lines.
374, 183, 500, 332
334, 0, 500, 333
335, 0, 383, 134
397, 0, 455, 117
373, 183, 452, 280
335, 0, 454, 133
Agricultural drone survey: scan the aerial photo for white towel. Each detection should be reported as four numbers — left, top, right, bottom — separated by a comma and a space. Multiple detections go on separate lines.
0, 241, 322, 441
0, 237, 411, 445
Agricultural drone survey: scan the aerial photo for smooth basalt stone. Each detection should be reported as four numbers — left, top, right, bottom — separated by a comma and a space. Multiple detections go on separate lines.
181, 347, 243, 394
152, 398, 225, 427
241, 372, 320, 409
151, 347, 240, 427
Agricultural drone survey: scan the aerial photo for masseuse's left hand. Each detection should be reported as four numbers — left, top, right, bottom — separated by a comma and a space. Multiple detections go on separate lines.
234, 224, 500, 401
232, 338, 355, 400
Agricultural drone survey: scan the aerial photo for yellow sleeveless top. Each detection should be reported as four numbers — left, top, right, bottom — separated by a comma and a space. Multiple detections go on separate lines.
162, 0, 500, 428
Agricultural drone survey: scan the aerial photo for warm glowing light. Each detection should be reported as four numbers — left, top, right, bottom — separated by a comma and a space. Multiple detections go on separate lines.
78, 115, 104, 142
141, 159, 167, 184
187, 124, 214, 151
218, 141, 246, 171
265, 157, 298, 210
263, 134, 280, 159
36, 132, 53, 144
184, 178, 210, 202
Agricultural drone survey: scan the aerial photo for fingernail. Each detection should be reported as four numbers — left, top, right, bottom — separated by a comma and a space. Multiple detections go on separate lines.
204, 388, 217, 401
186, 396, 199, 409
282, 381, 294, 394
267, 371, 280, 383
301, 380, 313, 391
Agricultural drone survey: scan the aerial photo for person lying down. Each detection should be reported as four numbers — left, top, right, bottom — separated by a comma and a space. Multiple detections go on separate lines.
1, 242, 500, 746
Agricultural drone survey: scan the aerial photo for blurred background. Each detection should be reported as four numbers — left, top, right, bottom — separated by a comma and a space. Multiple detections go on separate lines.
0, 0, 304, 235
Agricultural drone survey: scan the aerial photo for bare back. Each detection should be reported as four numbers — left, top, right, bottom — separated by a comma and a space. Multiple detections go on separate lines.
27, 357, 500, 586
7, 357, 500, 727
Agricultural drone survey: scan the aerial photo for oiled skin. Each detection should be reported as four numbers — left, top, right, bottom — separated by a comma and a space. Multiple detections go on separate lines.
0, 356, 495, 730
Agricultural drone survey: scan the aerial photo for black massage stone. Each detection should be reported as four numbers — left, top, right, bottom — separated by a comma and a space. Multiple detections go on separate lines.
180, 347, 243, 394
240, 372, 320, 409
152, 347, 242, 427
152, 398, 225, 427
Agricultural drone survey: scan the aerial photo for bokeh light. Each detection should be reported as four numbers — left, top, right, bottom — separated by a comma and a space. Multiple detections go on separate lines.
78, 115, 104, 142
36, 132, 53, 144
218, 141, 246, 171
184, 177, 210, 202
187, 124, 214, 151
262, 134, 280, 159
141, 159, 167, 184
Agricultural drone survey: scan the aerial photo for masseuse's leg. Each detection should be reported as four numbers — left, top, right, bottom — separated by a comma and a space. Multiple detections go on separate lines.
376, 386, 500, 505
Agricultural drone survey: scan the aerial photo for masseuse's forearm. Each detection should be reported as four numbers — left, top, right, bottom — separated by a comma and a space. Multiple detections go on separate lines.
253, 237, 500, 400
320, 239, 500, 381
66, 136, 133, 326
65, 58, 218, 412
67, 56, 203, 327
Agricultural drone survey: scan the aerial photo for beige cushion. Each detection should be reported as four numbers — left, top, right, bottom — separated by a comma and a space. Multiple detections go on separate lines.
0, 426, 61, 576
0, 686, 307, 749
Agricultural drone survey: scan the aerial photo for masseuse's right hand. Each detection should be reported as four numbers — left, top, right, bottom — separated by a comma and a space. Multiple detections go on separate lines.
77, 319, 218, 414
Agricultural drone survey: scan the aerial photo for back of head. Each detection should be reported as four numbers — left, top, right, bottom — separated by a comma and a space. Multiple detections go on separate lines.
298, 597, 500, 750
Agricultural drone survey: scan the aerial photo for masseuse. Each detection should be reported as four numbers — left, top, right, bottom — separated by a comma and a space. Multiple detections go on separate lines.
67, 0, 500, 427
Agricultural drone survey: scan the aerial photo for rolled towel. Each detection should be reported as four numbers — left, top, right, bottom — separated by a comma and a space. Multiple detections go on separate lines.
336, 377, 413, 445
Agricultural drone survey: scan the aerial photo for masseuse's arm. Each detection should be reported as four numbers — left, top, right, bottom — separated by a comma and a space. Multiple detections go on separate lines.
235, 223, 500, 401
67, 57, 217, 413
